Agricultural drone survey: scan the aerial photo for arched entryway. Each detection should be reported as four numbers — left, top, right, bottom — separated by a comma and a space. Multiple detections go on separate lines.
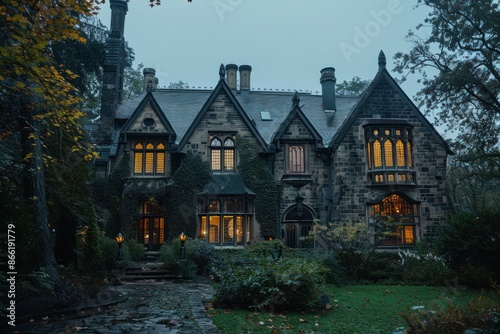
281, 199, 315, 248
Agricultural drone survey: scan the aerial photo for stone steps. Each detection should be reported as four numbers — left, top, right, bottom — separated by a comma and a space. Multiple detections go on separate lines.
119, 251, 181, 281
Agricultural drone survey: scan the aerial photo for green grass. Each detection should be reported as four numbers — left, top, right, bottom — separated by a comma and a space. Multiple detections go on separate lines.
209, 285, 491, 334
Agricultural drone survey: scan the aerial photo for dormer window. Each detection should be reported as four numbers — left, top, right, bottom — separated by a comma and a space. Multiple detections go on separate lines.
210, 134, 236, 172
133, 141, 166, 176
363, 120, 415, 186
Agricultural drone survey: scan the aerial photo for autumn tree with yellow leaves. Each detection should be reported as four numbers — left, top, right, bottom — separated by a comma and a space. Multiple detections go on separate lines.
0, 0, 102, 300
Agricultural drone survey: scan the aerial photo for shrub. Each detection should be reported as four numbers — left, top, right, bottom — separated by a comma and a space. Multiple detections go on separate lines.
401, 292, 500, 333
313, 221, 377, 281
191, 239, 216, 275
99, 236, 118, 271
396, 247, 454, 286
434, 211, 500, 287
125, 239, 145, 261
213, 242, 327, 311
158, 238, 198, 279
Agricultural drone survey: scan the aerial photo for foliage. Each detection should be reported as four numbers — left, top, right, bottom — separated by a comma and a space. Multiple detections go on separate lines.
312, 221, 377, 281
213, 243, 327, 311
168, 80, 190, 89
125, 239, 146, 262
165, 151, 211, 240
394, 0, 500, 165
75, 216, 104, 275
446, 154, 500, 213
99, 235, 118, 271
123, 63, 145, 100
433, 211, 500, 287
191, 239, 217, 275
17, 268, 55, 300
395, 247, 454, 286
336, 76, 371, 96
237, 137, 279, 239
401, 293, 500, 334
158, 238, 198, 279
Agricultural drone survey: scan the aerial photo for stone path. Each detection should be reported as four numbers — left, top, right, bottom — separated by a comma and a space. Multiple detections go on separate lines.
10, 279, 220, 334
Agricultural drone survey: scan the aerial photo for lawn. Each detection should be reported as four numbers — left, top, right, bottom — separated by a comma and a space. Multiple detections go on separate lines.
208, 284, 491, 334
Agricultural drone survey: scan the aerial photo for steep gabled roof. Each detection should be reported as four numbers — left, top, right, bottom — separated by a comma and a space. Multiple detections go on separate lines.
177, 78, 268, 152
120, 91, 176, 137
272, 92, 323, 146
329, 51, 453, 155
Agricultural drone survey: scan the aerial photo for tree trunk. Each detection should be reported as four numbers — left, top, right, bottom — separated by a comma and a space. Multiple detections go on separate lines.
20, 98, 67, 301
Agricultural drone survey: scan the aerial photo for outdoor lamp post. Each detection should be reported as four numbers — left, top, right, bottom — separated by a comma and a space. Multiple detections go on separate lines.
179, 232, 187, 258
116, 233, 124, 260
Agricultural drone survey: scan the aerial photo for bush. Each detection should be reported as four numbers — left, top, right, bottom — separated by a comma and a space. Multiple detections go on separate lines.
401, 292, 500, 333
396, 247, 454, 286
158, 238, 198, 279
99, 236, 118, 271
125, 239, 145, 262
434, 211, 500, 287
191, 239, 216, 275
213, 242, 328, 311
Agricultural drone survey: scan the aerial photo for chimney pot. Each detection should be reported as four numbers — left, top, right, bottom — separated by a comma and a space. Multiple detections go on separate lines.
225, 64, 238, 90
320, 67, 336, 112
239, 65, 252, 91
143, 68, 157, 91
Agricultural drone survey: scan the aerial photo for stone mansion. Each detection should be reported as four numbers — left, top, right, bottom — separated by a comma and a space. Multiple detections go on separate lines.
93, 0, 453, 250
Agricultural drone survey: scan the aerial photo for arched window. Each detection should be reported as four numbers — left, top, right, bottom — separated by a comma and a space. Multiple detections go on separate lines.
287, 145, 306, 173
368, 193, 419, 246
210, 135, 236, 172
364, 123, 415, 185
133, 141, 166, 175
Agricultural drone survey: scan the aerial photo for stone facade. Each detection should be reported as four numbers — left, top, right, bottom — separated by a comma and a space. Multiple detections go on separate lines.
94, 1, 453, 250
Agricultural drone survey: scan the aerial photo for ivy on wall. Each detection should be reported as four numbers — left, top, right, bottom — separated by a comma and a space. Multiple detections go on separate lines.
237, 137, 280, 239
91, 153, 131, 237
165, 151, 211, 241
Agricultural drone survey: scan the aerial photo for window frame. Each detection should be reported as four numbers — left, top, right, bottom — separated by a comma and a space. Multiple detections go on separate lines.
368, 193, 420, 247
133, 140, 167, 176
209, 134, 236, 172
198, 196, 253, 246
363, 122, 415, 186
285, 143, 309, 175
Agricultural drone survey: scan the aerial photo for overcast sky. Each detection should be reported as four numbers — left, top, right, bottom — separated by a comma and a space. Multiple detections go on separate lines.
97, 0, 430, 106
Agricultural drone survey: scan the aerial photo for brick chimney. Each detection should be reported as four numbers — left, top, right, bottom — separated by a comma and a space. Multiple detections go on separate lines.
225, 64, 238, 90
99, 0, 128, 144
239, 65, 252, 91
320, 67, 336, 112
143, 68, 158, 91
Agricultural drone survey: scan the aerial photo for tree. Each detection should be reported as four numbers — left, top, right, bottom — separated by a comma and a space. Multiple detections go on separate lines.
336, 76, 371, 96
123, 63, 145, 100
0, 0, 99, 300
394, 0, 500, 168
168, 80, 190, 89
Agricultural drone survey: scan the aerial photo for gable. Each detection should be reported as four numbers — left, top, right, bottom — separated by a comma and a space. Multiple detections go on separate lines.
280, 115, 315, 140
330, 65, 452, 155
127, 101, 168, 133
178, 79, 268, 151
120, 92, 176, 137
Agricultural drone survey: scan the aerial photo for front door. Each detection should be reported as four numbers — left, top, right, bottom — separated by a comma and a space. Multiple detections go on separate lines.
137, 200, 165, 251
138, 217, 165, 251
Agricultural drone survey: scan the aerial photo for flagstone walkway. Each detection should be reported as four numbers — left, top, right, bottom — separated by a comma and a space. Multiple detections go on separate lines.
9, 279, 220, 334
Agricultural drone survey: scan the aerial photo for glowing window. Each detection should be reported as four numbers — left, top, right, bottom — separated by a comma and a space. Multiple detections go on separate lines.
133, 141, 166, 176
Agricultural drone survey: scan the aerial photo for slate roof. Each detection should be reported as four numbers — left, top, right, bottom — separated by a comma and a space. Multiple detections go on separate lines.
199, 174, 256, 196
114, 86, 360, 147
